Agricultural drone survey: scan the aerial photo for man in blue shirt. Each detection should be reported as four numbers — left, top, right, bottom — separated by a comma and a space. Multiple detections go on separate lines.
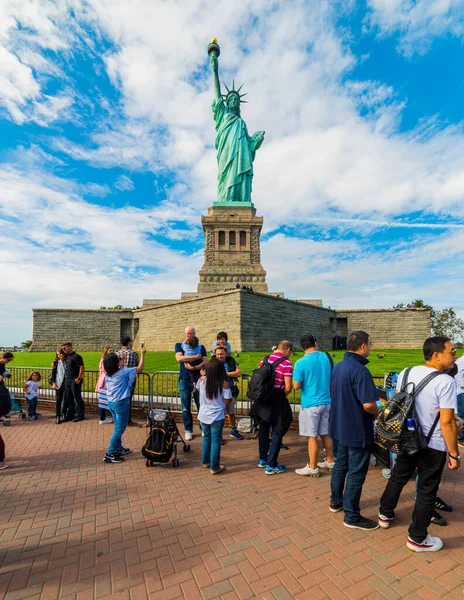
293, 334, 335, 477
329, 330, 380, 530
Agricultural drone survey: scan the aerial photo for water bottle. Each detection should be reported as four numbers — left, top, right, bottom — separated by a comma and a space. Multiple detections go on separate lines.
406, 418, 416, 432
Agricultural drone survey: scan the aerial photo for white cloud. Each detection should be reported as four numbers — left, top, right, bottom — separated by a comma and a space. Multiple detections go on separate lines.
0, 157, 203, 344
366, 0, 464, 56
1, 1, 464, 345
114, 174, 134, 192
262, 230, 464, 316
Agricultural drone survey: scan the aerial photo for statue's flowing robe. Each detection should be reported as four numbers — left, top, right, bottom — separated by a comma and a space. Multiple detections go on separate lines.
213, 97, 256, 203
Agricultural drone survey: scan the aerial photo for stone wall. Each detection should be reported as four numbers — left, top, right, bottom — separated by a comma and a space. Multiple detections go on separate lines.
32, 297, 431, 352
32, 309, 134, 351
134, 292, 242, 352
335, 308, 430, 349
240, 292, 335, 351
135, 290, 336, 352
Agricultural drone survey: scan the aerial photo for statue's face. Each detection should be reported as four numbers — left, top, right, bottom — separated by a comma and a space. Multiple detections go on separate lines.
227, 93, 240, 112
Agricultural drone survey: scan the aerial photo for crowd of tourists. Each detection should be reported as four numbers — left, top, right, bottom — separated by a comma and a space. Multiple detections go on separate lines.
0, 328, 463, 554
174, 326, 463, 553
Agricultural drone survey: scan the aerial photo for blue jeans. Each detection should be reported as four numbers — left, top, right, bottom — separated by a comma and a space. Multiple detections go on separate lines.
200, 419, 224, 471
179, 379, 199, 432
27, 396, 38, 416
330, 443, 371, 523
258, 420, 283, 467
457, 393, 464, 440
107, 397, 130, 455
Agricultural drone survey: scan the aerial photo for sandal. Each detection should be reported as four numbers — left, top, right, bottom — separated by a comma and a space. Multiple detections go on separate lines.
210, 465, 225, 475
202, 464, 210, 468
435, 497, 453, 512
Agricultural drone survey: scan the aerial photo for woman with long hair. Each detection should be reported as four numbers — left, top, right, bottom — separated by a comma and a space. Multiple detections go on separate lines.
196, 358, 232, 475
96, 345, 114, 424
102, 346, 146, 464
51, 349, 67, 424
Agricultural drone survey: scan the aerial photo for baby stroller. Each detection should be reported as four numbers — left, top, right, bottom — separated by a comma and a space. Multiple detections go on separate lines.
142, 407, 191, 468
2, 392, 26, 426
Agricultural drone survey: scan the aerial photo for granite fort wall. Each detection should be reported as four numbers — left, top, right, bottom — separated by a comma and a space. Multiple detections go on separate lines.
31, 298, 431, 352
32, 309, 134, 352
135, 292, 242, 352
335, 308, 431, 349
240, 292, 336, 351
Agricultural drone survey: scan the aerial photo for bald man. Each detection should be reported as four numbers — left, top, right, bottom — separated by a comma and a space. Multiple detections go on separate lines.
175, 326, 208, 441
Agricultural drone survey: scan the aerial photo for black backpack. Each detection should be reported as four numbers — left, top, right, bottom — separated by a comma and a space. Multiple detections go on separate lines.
142, 417, 175, 465
247, 355, 286, 404
375, 367, 442, 457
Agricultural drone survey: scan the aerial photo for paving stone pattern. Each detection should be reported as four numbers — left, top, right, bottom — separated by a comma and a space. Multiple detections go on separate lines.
0, 413, 463, 600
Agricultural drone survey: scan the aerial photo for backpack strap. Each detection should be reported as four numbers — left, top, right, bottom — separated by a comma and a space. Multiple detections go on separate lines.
411, 370, 443, 443
413, 370, 443, 395
269, 356, 287, 372
401, 367, 413, 391
425, 413, 441, 443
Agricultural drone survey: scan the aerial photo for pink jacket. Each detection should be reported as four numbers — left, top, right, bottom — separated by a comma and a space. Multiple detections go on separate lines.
95, 358, 106, 391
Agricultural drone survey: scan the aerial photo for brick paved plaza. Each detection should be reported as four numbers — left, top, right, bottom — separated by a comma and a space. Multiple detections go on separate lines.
0, 412, 463, 600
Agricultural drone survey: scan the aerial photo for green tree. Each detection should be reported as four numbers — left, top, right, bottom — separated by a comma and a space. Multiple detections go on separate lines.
393, 300, 463, 340
393, 299, 432, 310
430, 307, 464, 340
21, 340, 33, 349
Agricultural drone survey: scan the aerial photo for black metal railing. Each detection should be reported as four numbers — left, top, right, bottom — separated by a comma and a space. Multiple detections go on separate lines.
6, 367, 385, 418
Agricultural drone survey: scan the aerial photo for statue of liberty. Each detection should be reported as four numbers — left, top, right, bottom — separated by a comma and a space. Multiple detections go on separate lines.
208, 39, 265, 205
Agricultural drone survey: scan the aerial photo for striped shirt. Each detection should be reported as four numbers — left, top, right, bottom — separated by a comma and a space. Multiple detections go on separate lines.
260, 352, 293, 389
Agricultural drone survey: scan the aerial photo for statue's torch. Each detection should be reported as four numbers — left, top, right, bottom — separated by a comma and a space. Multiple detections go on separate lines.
207, 38, 220, 59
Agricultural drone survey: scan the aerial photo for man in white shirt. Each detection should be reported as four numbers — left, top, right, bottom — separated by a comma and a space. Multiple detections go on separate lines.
455, 354, 464, 445
378, 337, 460, 552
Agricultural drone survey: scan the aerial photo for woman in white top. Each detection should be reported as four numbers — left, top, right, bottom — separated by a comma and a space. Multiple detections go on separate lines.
196, 358, 232, 474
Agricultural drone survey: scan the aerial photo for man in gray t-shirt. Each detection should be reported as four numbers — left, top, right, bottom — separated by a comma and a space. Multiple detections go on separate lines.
379, 336, 460, 553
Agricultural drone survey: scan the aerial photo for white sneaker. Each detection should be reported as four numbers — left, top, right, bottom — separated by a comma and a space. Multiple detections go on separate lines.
99, 417, 113, 425
317, 460, 335, 470
185, 431, 193, 441
0, 462, 8, 470
407, 535, 443, 552
295, 464, 320, 477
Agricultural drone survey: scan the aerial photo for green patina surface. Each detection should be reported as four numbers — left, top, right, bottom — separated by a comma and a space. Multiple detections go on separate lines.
208, 40, 265, 206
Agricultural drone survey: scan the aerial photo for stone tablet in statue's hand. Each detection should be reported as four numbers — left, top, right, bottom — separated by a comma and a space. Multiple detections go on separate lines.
250, 131, 265, 152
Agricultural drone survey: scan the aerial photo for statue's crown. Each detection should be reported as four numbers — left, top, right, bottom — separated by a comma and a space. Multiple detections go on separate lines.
223, 80, 248, 104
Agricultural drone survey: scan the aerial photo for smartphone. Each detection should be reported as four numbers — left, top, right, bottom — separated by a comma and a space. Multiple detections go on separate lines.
141, 341, 145, 348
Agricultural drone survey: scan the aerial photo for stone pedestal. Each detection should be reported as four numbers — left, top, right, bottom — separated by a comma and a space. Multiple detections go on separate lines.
197, 204, 268, 294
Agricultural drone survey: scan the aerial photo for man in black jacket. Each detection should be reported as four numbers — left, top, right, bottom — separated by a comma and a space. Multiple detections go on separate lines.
61, 342, 85, 422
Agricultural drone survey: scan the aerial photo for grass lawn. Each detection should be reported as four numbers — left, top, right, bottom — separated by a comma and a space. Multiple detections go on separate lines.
9, 348, 464, 376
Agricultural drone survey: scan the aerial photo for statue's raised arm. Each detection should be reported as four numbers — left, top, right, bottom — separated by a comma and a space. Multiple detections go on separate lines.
207, 39, 265, 205
208, 41, 221, 100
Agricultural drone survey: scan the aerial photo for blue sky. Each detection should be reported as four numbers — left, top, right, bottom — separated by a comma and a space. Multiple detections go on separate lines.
1, 0, 464, 345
